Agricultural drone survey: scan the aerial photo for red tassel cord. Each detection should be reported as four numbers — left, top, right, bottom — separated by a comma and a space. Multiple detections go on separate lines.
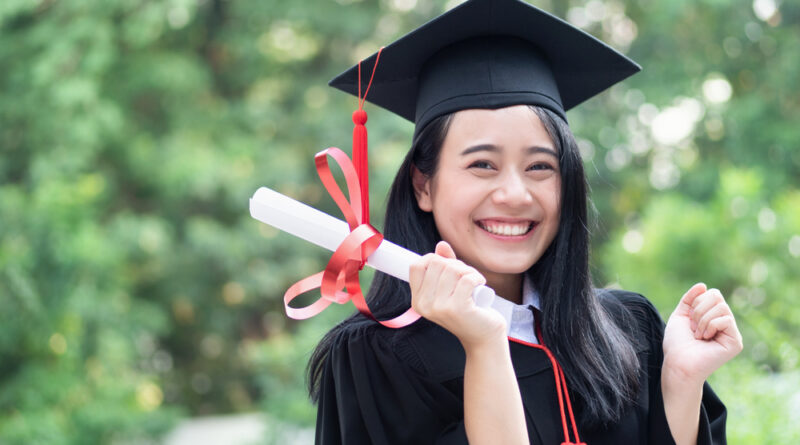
352, 47, 383, 228
509, 313, 586, 445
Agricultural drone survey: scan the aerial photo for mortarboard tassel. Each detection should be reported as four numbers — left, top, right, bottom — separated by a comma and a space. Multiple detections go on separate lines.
352, 109, 369, 224
352, 47, 384, 227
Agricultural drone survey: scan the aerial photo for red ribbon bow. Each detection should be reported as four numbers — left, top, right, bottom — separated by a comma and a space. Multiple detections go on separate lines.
282, 147, 420, 328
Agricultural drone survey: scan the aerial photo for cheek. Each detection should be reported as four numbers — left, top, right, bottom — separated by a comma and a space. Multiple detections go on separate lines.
429, 172, 480, 214
432, 200, 474, 229
541, 182, 562, 225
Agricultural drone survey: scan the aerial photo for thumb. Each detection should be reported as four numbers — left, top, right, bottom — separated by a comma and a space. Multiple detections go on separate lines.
435, 240, 457, 259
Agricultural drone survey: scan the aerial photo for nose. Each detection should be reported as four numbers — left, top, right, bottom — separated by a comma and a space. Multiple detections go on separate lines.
491, 170, 533, 208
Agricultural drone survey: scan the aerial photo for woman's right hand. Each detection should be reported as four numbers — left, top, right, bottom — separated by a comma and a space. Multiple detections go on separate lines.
409, 241, 508, 350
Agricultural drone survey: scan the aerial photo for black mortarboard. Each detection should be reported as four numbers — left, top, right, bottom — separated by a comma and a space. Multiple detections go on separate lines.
329, 0, 640, 134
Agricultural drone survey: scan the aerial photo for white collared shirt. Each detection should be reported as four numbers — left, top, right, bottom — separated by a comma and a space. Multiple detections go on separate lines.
506, 276, 541, 344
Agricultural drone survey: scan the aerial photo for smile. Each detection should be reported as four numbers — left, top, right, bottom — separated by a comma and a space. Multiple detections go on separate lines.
476, 220, 536, 237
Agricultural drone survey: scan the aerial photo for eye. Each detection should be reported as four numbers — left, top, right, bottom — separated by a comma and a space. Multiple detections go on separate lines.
527, 162, 555, 171
468, 160, 494, 170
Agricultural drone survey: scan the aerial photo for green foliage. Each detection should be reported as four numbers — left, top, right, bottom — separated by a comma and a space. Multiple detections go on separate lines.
710, 361, 800, 443
1, 0, 798, 443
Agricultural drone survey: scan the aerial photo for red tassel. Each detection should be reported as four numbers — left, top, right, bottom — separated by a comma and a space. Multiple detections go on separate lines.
352, 109, 369, 225
351, 47, 383, 226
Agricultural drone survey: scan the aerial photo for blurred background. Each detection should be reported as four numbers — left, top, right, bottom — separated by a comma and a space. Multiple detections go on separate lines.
1, 0, 798, 443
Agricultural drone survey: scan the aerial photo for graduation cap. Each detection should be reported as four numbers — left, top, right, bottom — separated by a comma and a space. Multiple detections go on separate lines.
329, 0, 641, 134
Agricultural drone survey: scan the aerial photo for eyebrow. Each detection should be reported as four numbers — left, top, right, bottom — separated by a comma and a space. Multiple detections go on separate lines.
460, 144, 558, 158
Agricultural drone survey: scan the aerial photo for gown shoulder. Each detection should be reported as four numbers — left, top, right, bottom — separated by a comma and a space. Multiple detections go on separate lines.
314, 318, 468, 444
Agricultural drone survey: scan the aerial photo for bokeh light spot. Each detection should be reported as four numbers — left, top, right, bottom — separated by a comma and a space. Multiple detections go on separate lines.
49, 333, 67, 355
137, 382, 164, 411
622, 229, 644, 253
749, 260, 769, 285
758, 207, 776, 232
703, 74, 733, 104
753, 0, 778, 22
788, 235, 800, 257
222, 282, 245, 306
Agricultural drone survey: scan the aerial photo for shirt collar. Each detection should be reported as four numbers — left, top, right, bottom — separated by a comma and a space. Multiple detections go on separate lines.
521, 274, 540, 310
506, 275, 540, 344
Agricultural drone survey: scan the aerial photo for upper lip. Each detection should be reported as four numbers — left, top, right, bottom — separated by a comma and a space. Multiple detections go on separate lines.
475, 217, 537, 224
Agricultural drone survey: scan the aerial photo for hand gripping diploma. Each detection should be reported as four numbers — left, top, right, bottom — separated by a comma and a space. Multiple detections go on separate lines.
409, 241, 529, 445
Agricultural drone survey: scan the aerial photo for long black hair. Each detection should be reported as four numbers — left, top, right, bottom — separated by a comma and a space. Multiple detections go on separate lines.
307, 106, 640, 425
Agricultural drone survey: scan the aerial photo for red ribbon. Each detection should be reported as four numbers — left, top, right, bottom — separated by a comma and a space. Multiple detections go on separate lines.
282, 147, 420, 328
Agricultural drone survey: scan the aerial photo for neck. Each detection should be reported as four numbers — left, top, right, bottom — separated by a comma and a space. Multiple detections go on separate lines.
484, 272, 524, 305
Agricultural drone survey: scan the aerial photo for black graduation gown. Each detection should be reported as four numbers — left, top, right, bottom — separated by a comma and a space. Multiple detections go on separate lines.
314, 290, 727, 444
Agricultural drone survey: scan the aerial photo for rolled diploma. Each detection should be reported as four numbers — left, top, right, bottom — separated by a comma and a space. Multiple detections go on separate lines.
249, 187, 515, 326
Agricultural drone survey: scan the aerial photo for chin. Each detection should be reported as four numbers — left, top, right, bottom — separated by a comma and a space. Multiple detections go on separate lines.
479, 258, 537, 275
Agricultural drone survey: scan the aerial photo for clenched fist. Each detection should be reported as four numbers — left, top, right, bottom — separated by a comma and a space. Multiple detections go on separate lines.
662, 283, 744, 385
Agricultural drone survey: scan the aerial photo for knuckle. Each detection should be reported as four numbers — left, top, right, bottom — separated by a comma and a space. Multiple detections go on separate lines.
466, 274, 483, 288
442, 258, 460, 270
457, 275, 475, 289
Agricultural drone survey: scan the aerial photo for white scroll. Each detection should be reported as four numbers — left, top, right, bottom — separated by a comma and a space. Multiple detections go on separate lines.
249, 187, 516, 329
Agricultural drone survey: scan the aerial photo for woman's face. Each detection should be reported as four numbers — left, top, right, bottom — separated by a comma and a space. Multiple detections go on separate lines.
413, 105, 561, 291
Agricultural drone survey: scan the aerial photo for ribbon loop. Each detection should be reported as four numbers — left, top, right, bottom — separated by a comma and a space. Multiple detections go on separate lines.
315, 148, 362, 230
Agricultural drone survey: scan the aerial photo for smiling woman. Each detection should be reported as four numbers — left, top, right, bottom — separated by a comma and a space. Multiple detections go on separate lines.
306, 0, 742, 444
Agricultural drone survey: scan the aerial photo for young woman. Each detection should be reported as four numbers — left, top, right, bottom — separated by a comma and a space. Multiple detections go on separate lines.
307, 0, 743, 443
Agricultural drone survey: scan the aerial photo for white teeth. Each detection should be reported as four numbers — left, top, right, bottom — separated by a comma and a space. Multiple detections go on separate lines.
480, 222, 532, 236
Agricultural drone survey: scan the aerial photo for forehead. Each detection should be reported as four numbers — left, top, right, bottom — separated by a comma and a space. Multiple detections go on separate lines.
442, 105, 556, 153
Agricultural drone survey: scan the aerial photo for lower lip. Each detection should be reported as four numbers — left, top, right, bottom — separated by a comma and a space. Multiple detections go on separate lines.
475, 223, 537, 241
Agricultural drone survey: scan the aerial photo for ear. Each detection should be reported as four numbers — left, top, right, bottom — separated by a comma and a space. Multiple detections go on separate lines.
411, 165, 433, 212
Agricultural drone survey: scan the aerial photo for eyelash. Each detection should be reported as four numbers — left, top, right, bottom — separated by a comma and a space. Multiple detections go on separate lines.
468, 161, 554, 171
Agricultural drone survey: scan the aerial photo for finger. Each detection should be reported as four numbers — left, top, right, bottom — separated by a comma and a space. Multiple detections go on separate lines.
696, 302, 731, 339
414, 256, 445, 314
435, 240, 457, 259
691, 288, 724, 315
432, 262, 467, 310
419, 256, 445, 297
691, 289, 725, 336
409, 254, 433, 300
681, 282, 707, 308
453, 273, 485, 307
705, 316, 744, 352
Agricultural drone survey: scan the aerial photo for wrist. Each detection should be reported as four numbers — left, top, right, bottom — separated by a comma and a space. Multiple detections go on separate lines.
662, 355, 706, 391
461, 331, 509, 358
